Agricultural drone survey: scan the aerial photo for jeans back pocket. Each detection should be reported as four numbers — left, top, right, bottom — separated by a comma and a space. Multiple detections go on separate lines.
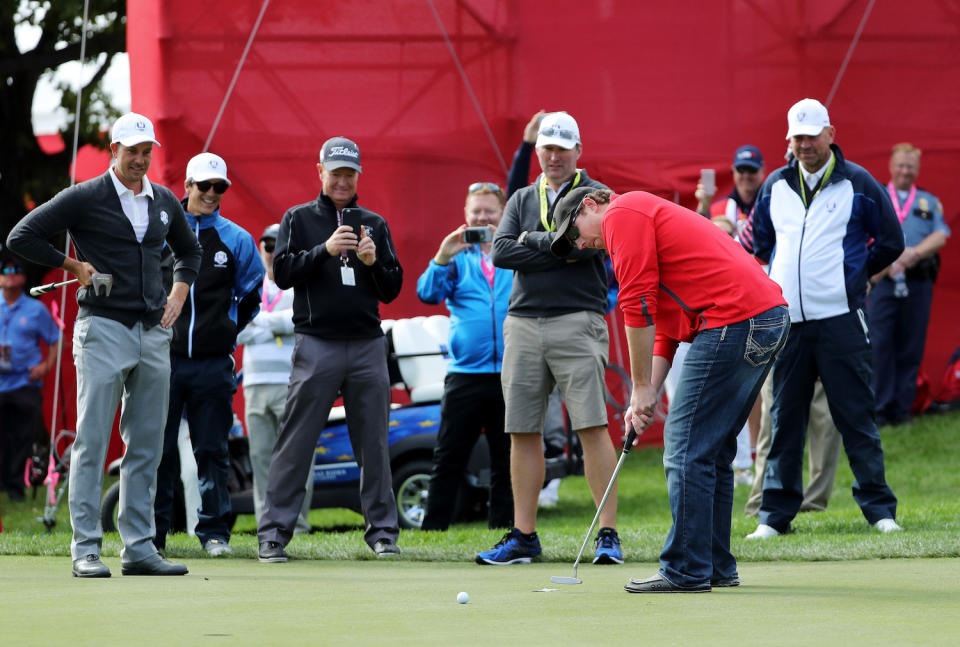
743, 308, 788, 367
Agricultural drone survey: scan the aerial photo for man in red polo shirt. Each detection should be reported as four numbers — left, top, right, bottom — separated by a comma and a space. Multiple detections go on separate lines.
551, 187, 788, 593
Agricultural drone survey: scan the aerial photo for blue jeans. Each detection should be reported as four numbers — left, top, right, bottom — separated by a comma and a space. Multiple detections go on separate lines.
660, 306, 789, 587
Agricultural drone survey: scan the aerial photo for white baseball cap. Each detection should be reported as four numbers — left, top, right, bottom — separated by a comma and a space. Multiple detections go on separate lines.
786, 98, 831, 139
536, 112, 581, 150
111, 112, 161, 147
186, 152, 231, 185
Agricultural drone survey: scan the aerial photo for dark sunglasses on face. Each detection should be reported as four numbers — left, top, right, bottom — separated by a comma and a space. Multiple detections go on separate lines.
193, 180, 229, 194
735, 166, 760, 175
263, 241, 276, 253
2, 266, 24, 275
564, 201, 584, 243
468, 182, 504, 195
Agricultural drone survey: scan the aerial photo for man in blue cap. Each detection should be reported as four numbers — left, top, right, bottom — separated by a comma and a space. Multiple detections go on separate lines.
696, 145, 765, 236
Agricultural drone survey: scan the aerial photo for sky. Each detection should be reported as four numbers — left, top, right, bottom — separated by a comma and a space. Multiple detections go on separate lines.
15, 6, 132, 134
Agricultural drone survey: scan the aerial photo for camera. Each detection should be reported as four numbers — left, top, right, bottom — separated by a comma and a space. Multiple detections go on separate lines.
462, 227, 492, 244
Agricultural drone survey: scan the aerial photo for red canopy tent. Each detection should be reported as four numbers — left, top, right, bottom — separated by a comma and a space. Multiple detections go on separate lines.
40, 0, 960, 461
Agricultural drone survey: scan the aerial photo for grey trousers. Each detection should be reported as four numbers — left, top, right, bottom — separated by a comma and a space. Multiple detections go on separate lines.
71, 316, 171, 562
244, 382, 312, 534
745, 375, 842, 516
258, 334, 398, 549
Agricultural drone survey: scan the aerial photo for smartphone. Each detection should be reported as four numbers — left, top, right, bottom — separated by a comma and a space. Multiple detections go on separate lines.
341, 208, 363, 238
700, 168, 716, 195
461, 227, 493, 244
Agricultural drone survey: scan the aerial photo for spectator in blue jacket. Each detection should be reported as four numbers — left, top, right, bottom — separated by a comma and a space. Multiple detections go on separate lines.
417, 182, 513, 530
153, 152, 263, 556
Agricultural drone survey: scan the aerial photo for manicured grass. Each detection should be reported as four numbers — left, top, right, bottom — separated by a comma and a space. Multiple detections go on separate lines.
1, 557, 959, 646
2, 410, 958, 564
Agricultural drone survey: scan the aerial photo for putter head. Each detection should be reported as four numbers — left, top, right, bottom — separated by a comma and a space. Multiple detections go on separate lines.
550, 576, 582, 585
90, 273, 113, 297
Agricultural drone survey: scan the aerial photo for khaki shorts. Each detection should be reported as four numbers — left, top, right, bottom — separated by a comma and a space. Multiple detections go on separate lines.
501, 311, 609, 433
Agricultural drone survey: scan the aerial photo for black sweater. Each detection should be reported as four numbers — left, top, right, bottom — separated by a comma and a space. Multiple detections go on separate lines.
273, 193, 402, 339
7, 171, 202, 327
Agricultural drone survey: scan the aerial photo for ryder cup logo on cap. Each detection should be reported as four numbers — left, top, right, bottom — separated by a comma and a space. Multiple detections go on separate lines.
111, 112, 161, 147
320, 137, 362, 173
786, 98, 831, 139
536, 112, 581, 150
186, 152, 231, 185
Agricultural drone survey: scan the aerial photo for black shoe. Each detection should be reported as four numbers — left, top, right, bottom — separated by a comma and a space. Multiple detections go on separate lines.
258, 541, 288, 563
711, 576, 741, 588
373, 539, 401, 557
121, 554, 188, 576
625, 573, 710, 593
72, 554, 111, 578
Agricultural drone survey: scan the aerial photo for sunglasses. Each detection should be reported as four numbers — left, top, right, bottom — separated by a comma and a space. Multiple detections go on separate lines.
262, 241, 275, 253
2, 266, 23, 275
563, 201, 584, 243
734, 166, 760, 175
539, 125, 577, 141
468, 182, 503, 194
193, 180, 230, 194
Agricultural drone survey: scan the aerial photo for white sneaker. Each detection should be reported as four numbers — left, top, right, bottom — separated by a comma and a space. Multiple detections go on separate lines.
734, 469, 754, 487
538, 478, 560, 508
745, 524, 780, 540
874, 518, 903, 533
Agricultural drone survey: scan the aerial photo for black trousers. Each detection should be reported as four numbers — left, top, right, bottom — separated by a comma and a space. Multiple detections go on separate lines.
421, 372, 512, 530
0, 386, 42, 497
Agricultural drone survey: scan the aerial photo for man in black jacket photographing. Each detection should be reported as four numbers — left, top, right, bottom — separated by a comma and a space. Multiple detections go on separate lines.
257, 137, 404, 561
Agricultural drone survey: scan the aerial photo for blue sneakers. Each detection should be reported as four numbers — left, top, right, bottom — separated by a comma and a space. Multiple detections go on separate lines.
475, 528, 542, 565
593, 527, 623, 564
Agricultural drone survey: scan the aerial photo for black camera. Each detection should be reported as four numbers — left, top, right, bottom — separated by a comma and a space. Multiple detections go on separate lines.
461, 227, 492, 244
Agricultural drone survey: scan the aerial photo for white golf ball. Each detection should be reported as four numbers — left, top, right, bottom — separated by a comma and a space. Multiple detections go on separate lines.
456, 591, 469, 604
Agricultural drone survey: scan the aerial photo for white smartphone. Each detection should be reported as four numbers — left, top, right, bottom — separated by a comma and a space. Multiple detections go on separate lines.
700, 168, 716, 195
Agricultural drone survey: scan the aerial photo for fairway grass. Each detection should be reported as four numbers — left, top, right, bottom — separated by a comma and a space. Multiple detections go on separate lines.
1, 556, 959, 646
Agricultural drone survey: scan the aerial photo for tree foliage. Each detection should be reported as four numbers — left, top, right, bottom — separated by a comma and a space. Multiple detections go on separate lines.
0, 0, 126, 283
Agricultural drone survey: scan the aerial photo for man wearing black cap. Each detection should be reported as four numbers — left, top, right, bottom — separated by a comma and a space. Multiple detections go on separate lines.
257, 137, 403, 561
550, 186, 788, 593
237, 224, 312, 535
477, 112, 623, 566
0, 258, 60, 501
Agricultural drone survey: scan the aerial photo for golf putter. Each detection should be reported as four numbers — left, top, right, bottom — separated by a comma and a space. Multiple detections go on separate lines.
550, 425, 639, 585
30, 273, 113, 297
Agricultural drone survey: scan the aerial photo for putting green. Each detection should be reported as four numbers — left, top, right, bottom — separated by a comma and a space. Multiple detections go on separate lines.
2, 557, 958, 646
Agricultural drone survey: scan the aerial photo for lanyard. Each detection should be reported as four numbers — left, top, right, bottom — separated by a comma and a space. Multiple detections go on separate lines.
799, 155, 836, 208
261, 278, 283, 313
886, 182, 916, 224
538, 170, 582, 231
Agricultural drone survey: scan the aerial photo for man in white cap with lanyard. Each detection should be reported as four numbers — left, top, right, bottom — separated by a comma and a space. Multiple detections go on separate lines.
740, 99, 904, 540
476, 112, 623, 566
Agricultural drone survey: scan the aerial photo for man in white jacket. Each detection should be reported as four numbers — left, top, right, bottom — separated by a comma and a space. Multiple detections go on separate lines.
237, 224, 312, 533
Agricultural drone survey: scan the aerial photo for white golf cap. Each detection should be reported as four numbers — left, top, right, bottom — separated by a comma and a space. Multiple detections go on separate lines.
111, 112, 161, 147
536, 112, 581, 150
786, 98, 831, 139
186, 152, 231, 185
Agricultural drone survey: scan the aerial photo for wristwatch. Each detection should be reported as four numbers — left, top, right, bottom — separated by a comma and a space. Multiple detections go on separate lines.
517, 231, 530, 246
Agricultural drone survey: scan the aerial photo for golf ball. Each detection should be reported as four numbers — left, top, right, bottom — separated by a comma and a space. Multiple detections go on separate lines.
456, 591, 469, 604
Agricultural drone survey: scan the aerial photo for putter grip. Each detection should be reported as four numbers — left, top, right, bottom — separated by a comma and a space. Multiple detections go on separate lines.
621, 428, 638, 454
30, 283, 56, 296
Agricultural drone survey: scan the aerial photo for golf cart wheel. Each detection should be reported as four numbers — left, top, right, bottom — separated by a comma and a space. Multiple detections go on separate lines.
101, 481, 121, 532
392, 459, 432, 530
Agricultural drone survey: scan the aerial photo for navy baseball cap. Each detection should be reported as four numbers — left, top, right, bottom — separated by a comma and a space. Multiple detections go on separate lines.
733, 145, 763, 170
